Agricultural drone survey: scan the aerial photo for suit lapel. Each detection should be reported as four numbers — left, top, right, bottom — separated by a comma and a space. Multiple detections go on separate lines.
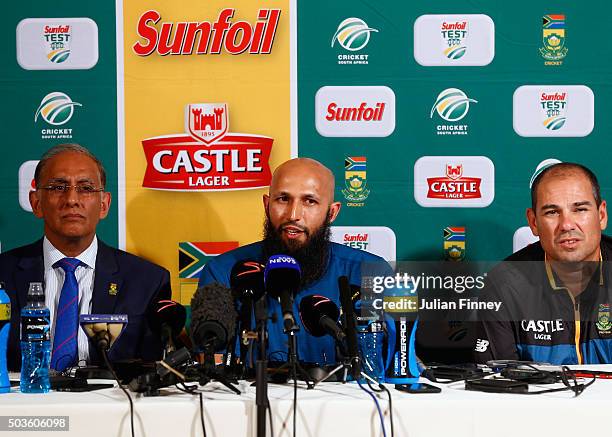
91, 240, 123, 314
15, 240, 45, 308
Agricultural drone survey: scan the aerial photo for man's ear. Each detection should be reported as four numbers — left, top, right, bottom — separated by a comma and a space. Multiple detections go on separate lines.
29, 191, 43, 218
99, 192, 112, 219
599, 200, 608, 231
328, 201, 341, 223
526, 207, 539, 236
263, 193, 270, 211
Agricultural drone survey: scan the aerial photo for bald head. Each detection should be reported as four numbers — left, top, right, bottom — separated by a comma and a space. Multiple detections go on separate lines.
264, 157, 341, 248
270, 158, 336, 200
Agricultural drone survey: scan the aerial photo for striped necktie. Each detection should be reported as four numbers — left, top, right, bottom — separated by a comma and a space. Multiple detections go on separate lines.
50, 258, 81, 371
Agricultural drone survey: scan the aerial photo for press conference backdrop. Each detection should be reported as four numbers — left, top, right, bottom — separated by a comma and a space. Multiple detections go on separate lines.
1, 0, 611, 305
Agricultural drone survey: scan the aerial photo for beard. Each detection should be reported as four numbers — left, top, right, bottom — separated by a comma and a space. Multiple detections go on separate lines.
262, 213, 332, 288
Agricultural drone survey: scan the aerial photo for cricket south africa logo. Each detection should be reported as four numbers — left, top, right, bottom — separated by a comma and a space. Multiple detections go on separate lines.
540, 92, 567, 130
440, 20, 467, 59
540, 15, 567, 65
34, 92, 81, 140
331, 17, 378, 65
342, 156, 370, 206
430, 88, 477, 135
43, 24, 71, 63
141, 103, 273, 191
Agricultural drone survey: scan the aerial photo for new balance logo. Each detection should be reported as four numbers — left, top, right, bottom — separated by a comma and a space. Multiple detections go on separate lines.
474, 338, 489, 353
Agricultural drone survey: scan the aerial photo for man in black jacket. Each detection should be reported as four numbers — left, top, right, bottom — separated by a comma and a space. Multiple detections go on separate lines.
474, 162, 612, 364
0, 144, 171, 371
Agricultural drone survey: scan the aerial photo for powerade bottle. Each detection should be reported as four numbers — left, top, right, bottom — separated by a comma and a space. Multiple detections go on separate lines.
358, 321, 384, 382
0, 282, 10, 393
20, 283, 51, 393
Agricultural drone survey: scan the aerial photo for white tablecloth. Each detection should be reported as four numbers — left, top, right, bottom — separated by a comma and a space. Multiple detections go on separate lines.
1, 366, 611, 437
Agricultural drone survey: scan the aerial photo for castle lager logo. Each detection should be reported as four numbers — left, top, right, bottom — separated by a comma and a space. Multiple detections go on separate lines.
414, 14, 494, 66
540, 92, 567, 130
440, 21, 467, 59
43, 24, 71, 63
331, 17, 378, 65
430, 88, 477, 135
141, 103, 272, 191
132, 9, 280, 56
540, 15, 568, 66
342, 156, 370, 206
315, 86, 395, 137
414, 156, 495, 208
427, 165, 482, 200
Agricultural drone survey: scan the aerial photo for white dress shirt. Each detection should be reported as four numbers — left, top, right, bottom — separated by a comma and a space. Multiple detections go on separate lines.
43, 236, 97, 364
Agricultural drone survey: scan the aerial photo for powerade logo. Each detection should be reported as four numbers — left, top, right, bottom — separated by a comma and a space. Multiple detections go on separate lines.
132, 9, 280, 56
430, 88, 477, 135
44, 24, 71, 63
34, 92, 81, 140
540, 92, 567, 130
331, 17, 378, 65
440, 21, 467, 59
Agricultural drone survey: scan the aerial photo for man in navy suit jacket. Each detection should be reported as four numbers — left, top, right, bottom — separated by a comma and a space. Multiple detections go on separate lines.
0, 144, 171, 371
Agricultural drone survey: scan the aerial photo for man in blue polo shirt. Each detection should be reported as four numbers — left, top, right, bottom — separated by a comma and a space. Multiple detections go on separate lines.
198, 158, 384, 365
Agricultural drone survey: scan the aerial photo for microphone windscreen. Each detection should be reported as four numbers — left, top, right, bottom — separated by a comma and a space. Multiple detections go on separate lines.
264, 255, 301, 298
190, 282, 237, 351
230, 260, 265, 301
299, 295, 340, 337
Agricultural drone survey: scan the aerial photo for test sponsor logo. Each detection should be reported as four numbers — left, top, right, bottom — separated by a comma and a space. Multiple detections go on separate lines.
330, 226, 396, 261
331, 17, 378, 65
440, 20, 468, 59
315, 86, 395, 137
34, 92, 81, 140
414, 156, 495, 208
16, 18, 99, 70
513, 85, 593, 137
540, 92, 567, 130
18, 160, 38, 212
430, 88, 477, 135
414, 14, 494, 66
141, 103, 272, 191
132, 9, 280, 56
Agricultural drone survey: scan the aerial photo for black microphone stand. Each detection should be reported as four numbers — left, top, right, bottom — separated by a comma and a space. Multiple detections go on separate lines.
199, 343, 241, 395
276, 319, 314, 389
255, 298, 269, 437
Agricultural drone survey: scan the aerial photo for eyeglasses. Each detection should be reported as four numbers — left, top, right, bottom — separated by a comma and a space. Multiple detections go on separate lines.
39, 184, 105, 196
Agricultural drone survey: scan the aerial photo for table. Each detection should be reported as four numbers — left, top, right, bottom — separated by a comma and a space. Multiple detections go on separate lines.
1, 366, 611, 437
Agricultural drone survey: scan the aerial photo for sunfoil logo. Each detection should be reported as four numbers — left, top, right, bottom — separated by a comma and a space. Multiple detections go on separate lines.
34, 92, 81, 126
540, 92, 567, 130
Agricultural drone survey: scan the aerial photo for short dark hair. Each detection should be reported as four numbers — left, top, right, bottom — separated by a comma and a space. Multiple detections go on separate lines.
530, 162, 601, 211
34, 143, 106, 188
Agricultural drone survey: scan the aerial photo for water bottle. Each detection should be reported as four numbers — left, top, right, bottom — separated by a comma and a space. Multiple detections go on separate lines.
0, 282, 10, 393
358, 321, 384, 382
20, 282, 51, 393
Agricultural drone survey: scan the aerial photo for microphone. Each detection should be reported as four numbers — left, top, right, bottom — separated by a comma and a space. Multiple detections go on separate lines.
190, 282, 238, 356
264, 255, 301, 332
149, 300, 186, 356
338, 276, 360, 378
80, 314, 128, 352
230, 260, 265, 333
299, 295, 346, 343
